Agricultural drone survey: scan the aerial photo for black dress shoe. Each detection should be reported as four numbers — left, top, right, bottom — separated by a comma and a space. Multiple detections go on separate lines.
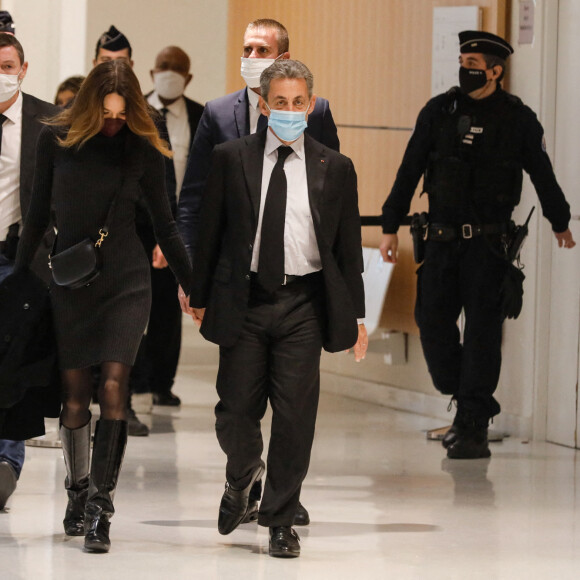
293, 501, 310, 526
152, 392, 181, 407
447, 426, 491, 459
0, 461, 17, 510
241, 479, 262, 523
269, 526, 300, 558
218, 464, 264, 535
441, 425, 460, 449
242, 499, 259, 523
126, 407, 149, 437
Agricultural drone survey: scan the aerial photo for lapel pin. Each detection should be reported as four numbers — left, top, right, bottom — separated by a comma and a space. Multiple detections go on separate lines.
320, 159, 325, 163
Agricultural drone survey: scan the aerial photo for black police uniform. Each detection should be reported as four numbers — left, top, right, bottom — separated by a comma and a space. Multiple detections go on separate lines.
382, 86, 571, 431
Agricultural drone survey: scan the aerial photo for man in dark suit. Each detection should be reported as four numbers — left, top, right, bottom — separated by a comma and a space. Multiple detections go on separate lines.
181, 60, 367, 558
0, 31, 58, 510
145, 46, 204, 407
148, 46, 204, 199
176, 18, 340, 259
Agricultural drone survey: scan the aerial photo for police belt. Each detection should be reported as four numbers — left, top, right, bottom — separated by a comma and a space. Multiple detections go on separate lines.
428, 223, 509, 241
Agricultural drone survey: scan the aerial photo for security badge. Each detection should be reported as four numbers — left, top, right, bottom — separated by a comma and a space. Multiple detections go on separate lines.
462, 125, 483, 145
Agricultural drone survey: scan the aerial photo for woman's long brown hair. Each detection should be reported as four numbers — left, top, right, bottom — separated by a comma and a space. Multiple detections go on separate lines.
48, 60, 172, 157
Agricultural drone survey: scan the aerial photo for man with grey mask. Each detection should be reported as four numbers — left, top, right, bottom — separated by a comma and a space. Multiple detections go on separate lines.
176, 17, 340, 530
147, 46, 204, 204
145, 46, 204, 407
0, 30, 58, 510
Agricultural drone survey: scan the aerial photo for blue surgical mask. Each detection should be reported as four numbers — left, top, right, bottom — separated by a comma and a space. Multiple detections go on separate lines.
265, 102, 309, 142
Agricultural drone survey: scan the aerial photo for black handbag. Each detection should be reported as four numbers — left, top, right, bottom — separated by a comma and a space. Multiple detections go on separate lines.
49, 236, 103, 289
49, 189, 120, 289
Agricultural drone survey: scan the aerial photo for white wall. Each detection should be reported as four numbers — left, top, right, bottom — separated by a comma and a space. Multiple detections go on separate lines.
2, 0, 227, 105
2, 0, 87, 102
496, 1, 554, 438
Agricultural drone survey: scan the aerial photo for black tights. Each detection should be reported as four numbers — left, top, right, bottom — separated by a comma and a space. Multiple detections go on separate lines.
60, 362, 131, 429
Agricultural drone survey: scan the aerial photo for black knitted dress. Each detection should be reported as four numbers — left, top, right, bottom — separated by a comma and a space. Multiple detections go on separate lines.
16, 125, 192, 369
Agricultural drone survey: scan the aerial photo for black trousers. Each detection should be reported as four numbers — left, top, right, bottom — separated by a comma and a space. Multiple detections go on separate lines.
415, 238, 505, 421
130, 266, 182, 395
215, 273, 324, 527
147, 266, 182, 394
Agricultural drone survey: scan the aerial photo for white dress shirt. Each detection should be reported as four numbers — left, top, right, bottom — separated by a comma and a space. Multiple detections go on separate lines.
147, 92, 191, 200
251, 129, 322, 276
247, 88, 261, 135
0, 91, 23, 239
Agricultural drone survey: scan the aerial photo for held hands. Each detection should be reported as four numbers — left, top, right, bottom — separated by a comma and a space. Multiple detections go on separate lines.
346, 324, 368, 362
380, 234, 399, 263
191, 308, 205, 328
177, 285, 191, 314
152, 245, 169, 269
554, 228, 576, 249
177, 285, 205, 327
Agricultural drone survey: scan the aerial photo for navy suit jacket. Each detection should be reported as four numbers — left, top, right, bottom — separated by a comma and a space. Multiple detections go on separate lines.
189, 131, 363, 353
176, 87, 340, 257
183, 95, 205, 151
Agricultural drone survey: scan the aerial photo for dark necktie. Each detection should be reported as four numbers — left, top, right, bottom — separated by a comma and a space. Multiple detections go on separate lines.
257, 146, 293, 292
0, 114, 7, 156
160, 107, 169, 120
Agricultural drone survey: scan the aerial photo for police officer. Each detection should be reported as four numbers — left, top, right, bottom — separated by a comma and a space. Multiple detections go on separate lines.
379, 31, 575, 459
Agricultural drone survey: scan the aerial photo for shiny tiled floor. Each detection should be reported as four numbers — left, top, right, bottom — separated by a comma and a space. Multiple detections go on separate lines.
2, 335, 580, 579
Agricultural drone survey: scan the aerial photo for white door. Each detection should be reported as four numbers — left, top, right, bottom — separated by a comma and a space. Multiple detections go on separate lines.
545, 0, 580, 447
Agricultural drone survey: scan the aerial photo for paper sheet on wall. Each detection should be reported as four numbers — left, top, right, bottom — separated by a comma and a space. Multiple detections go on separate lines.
432, 6, 482, 97
518, 0, 535, 45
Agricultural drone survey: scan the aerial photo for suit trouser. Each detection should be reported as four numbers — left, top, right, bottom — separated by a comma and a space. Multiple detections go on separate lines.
0, 254, 25, 477
147, 266, 182, 395
129, 266, 182, 395
415, 237, 505, 421
215, 273, 324, 527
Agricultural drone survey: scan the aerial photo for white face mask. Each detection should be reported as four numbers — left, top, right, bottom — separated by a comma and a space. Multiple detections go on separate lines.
0, 70, 22, 103
240, 57, 277, 89
153, 70, 186, 100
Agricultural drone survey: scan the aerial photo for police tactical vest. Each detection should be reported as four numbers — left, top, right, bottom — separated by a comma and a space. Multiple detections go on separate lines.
423, 88, 525, 213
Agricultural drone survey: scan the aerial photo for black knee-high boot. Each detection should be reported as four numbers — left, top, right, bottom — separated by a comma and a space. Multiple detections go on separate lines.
60, 417, 92, 536
84, 419, 127, 553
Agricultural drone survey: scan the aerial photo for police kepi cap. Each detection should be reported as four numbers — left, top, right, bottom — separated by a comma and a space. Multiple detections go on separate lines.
0, 11, 15, 34
459, 30, 514, 60
96, 25, 132, 55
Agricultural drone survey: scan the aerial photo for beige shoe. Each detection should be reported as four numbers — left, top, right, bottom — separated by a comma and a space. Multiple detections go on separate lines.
0, 461, 17, 510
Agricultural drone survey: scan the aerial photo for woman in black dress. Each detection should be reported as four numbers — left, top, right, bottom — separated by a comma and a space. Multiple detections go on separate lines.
15, 61, 192, 553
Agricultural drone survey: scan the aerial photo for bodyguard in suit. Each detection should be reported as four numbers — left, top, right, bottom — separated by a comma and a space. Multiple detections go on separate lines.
147, 46, 204, 201
145, 46, 205, 407
181, 60, 367, 558
176, 18, 340, 259
0, 32, 58, 509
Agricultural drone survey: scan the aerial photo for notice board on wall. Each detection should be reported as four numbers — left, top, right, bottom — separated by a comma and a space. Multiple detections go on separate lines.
432, 6, 482, 96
